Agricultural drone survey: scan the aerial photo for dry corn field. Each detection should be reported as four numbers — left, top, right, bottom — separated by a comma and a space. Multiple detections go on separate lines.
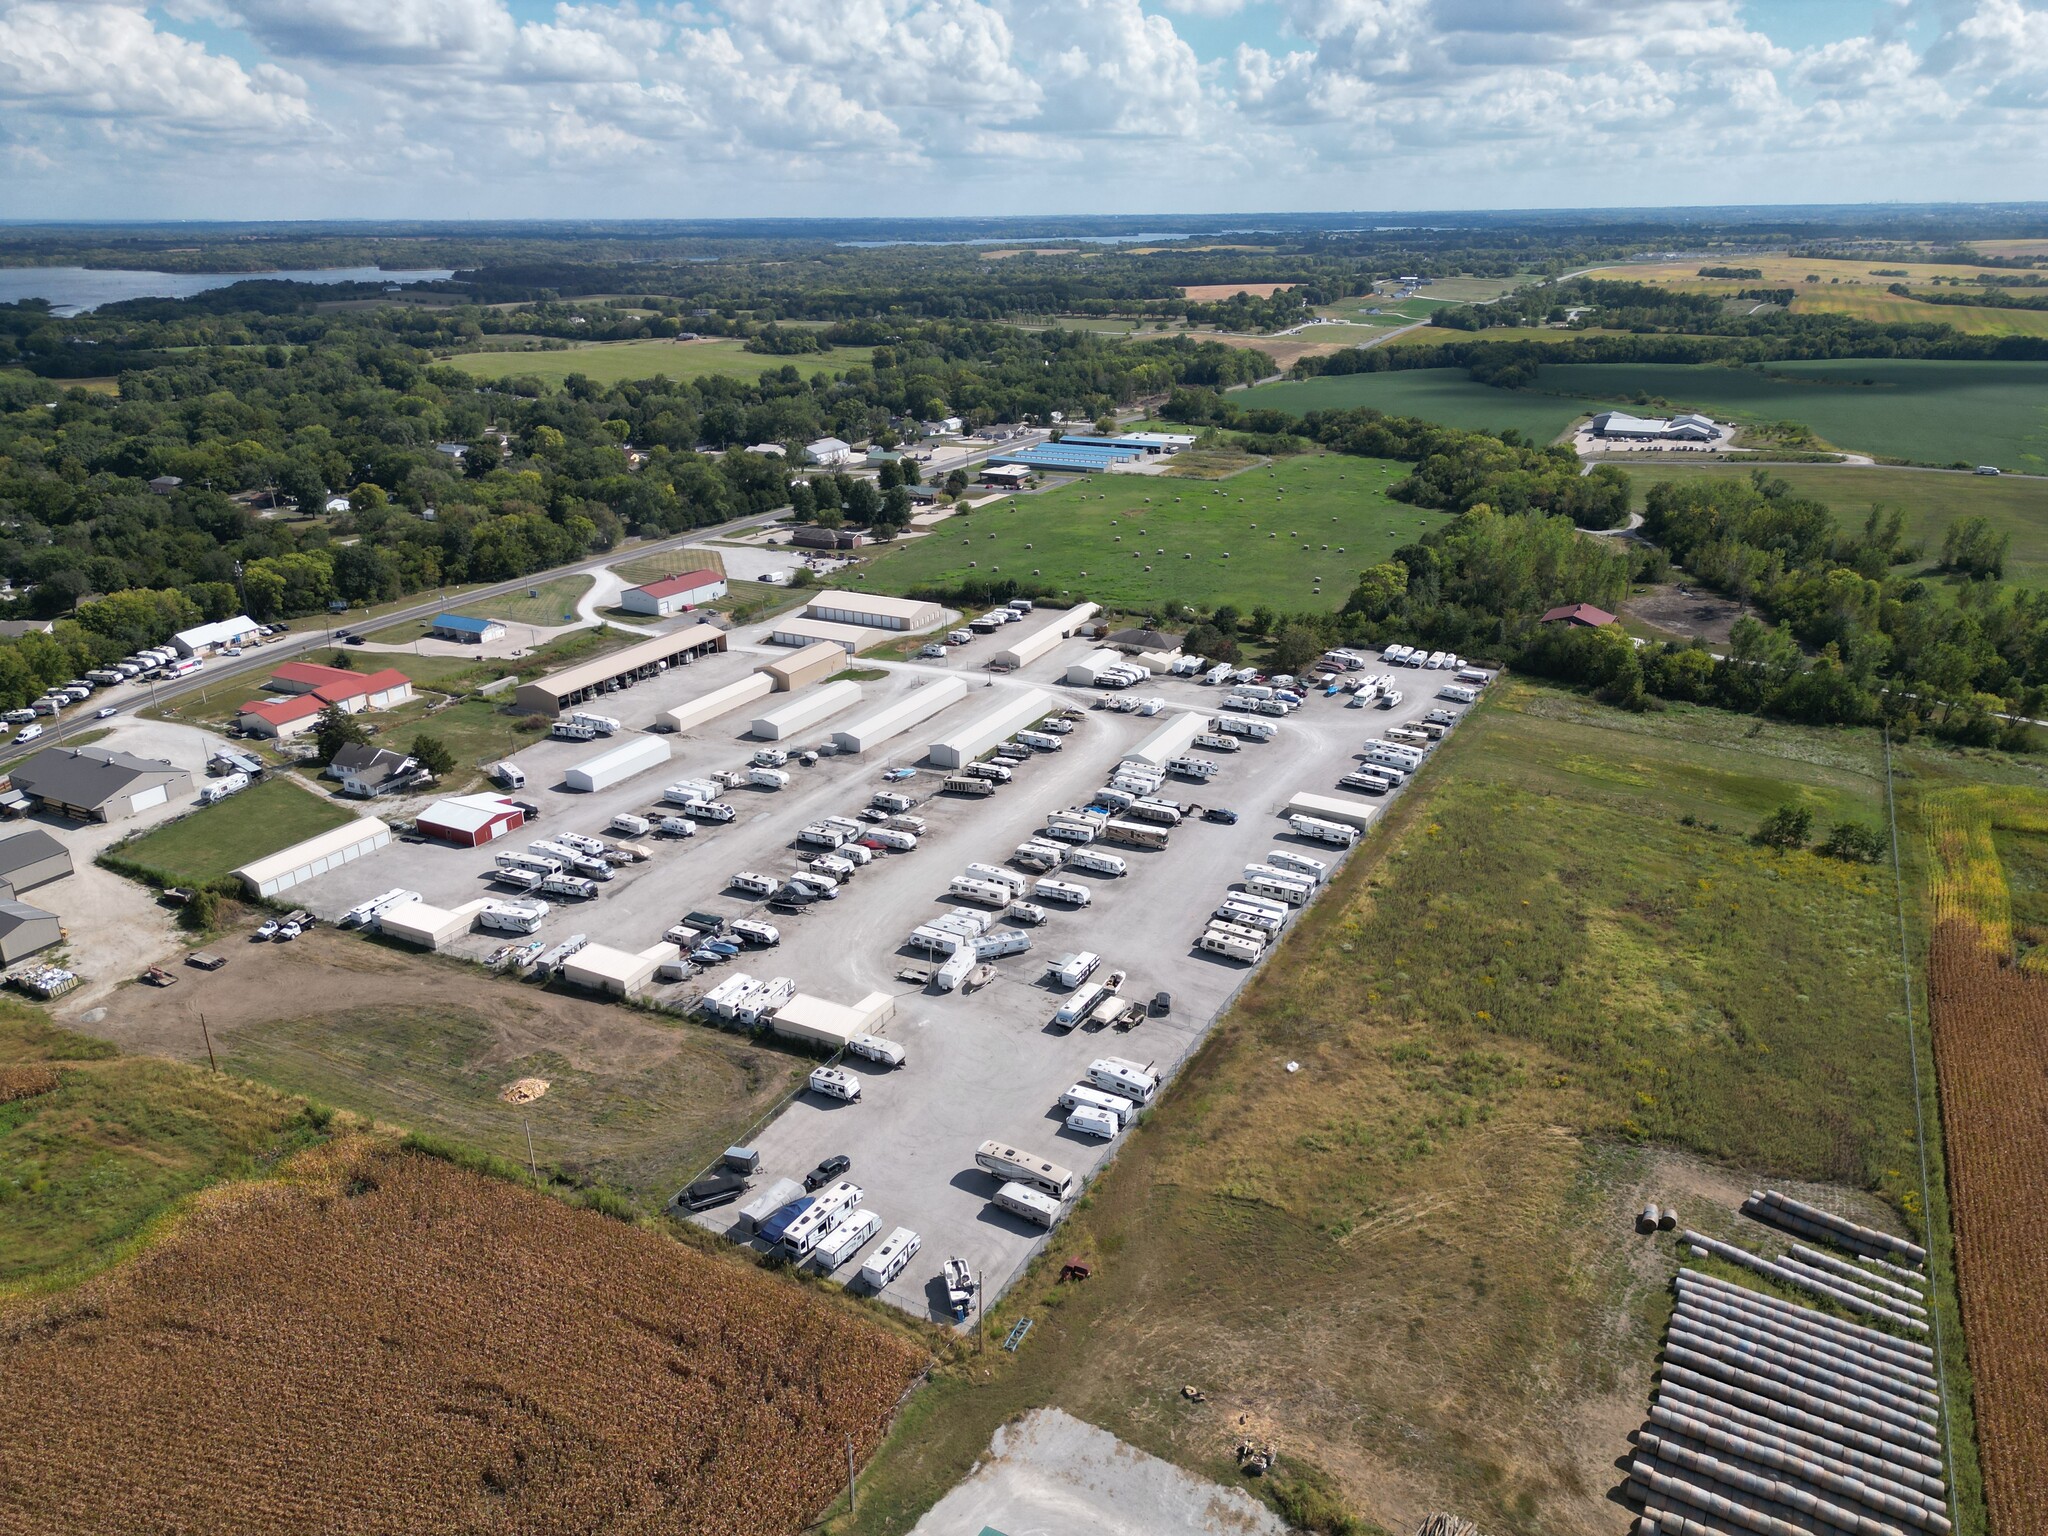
0, 1139, 927, 1535
1924, 787, 2048, 1535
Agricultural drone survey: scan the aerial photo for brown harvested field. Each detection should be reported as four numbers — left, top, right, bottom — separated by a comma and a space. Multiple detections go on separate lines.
0, 1138, 928, 1535
67, 927, 799, 1211
1209, 331, 1324, 370
1181, 281, 1298, 300
1924, 787, 2048, 1536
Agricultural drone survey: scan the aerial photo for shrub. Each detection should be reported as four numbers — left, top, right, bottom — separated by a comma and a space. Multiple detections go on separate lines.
1753, 803, 1814, 851
1821, 820, 1886, 863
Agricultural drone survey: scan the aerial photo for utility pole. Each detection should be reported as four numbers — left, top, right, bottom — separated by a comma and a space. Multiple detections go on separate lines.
198, 1012, 217, 1073
976, 1272, 984, 1355
845, 1434, 857, 1515
524, 1118, 539, 1188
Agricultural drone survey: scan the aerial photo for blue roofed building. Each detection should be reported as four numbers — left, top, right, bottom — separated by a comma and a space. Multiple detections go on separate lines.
429, 613, 508, 644
987, 441, 1144, 474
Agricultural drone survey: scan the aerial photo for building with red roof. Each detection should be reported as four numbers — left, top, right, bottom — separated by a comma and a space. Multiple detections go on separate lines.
236, 663, 415, 739
620, 568, 728, 617
1539, 603, 1617, 629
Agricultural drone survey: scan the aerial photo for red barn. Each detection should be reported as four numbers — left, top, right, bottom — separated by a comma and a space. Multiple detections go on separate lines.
415, 794, 525, 848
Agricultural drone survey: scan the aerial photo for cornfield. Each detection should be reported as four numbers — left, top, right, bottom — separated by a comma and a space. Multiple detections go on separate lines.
0, 1139, 927, 1535
1924, 787, 2048, 1535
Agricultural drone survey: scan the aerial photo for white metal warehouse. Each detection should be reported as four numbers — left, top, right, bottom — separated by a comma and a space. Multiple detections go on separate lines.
991, 603, 1098, 669
799, 591, 944, 632
664, 674, 774, 733
564, 735, 671, 793
926, 687, 1054, 769
1064, 649, 1124, 686
377, 900, 474, 950
749, 679, 863, 740
562, 943, 666, 998
1125, 711, 1206, 766
768, 616, 876, 654
234, 818, 391, 899
831, 677, 967, 754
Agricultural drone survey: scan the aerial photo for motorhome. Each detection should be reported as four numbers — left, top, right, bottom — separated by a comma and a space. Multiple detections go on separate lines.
975, 1141, 1076, 1199
1099, 820, 1169, 851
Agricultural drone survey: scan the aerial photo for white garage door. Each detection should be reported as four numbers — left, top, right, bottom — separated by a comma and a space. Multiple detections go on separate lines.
129, 784, 169, 815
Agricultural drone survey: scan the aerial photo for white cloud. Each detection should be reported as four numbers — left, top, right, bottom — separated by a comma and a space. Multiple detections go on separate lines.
224, 0, 516, 65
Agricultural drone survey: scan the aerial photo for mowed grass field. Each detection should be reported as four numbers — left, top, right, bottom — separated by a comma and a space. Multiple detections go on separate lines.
844, 452, 1432, 613
836, 683, 1982, 1536
112, 777, 356, 886
1617, 460, 2048, 588
1245, 367, 1601, 440
442, 336, 869, 388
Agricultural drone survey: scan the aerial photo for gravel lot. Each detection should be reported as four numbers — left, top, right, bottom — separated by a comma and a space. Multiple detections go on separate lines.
273, 626, 1477, 1324
906, 1408, 1288, 1536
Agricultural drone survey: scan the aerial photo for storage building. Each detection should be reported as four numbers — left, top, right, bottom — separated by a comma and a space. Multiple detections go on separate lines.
1285, 792, 1380, 833
237, 664, 414, 739
758, 640, 844, 691
665, 674, 774, 733
768, 616, 876, 654
377, 900, 472, 950
986, 442, 1141, 474
926, 687, 1053, 769
513, 623, 725, 714
171, 615, 260, 656
0, 828, 71, 897
9, 746, 191, 823
0, 901, 61, 963
561, 943, 667, 998
1125, 711, 1206, 767
563, 735, 671, 793
832, 677, 967, 754
991, 603, 1098, 669
233, 818, 391, 899
749, 680, 862, 740
1064, 649, 1124, 686
416, 794, 525, 846
799, 591, 944, 632
621, 568, 727, 616
771, 990, 893, 1049
428, 614, 506, 644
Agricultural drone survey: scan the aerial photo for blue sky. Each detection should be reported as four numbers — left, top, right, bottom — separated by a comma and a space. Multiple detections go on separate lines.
2, 1, 2045, 220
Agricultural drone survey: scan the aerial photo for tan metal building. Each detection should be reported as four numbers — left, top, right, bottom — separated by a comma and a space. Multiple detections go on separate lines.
664, 674, 774, 733
758, 641, 844, 691
800, 591, 944, 632
513, 623, 725, 714
768, 616, 878, 654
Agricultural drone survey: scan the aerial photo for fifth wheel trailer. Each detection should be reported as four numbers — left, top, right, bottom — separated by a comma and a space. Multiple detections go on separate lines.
749, 679, 864, 740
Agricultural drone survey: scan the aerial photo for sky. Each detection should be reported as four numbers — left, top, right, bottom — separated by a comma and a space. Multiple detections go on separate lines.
3, 0, 2048, 220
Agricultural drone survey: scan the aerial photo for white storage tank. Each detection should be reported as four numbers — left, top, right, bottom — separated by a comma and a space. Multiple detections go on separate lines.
564, 735, 672, 793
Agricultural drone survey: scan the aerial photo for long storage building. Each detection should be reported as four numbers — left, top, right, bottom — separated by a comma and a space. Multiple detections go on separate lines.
1125, 711, 1206, 766
234, 818, 391, 899
749, 679, 863, 740
992, 603, 1098, 670
926, 687, 1053, 769
564, 735, 670, 793
769, 616, 878, 654
831, 677, 967, 754
771, 990, 894, 1049
513, 623, 725, 714
1286, 792, 1380, 833
800, 591, 943, 632
1064, 649, 1124, 686
562, 943, 667, 998
664, 674, 774, 733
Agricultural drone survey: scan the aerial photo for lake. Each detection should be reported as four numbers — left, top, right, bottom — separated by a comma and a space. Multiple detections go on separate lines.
0, 266, 456, 315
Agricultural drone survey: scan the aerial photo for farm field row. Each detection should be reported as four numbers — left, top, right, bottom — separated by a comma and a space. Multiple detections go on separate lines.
1245, 358, 2048, 469
442, 336, 870, 388
837, 682, 1983, 1536
1585, 254, 2048, 290
1789, 288, 2048, 338
1616, 460, 2048, 589
843, 450, 1426, 612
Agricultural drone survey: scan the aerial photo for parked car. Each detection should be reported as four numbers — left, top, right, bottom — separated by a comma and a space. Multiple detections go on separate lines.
804, 1154, 851, 1191
95, 705, 118, 719
883, 767, 916, 782
1152, 990, 1172, 1016
919, 644, 946, 659
1202, 807, 1239, 825
344, 634, 366, 646
510, 800, 542, 820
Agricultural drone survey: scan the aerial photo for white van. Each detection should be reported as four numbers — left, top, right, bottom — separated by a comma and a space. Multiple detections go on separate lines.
1033, 879, 1092, 907
808, 1065, 862, 1102
731, 870, 779, 897
1066, 1105, 1120, 1140
858, 1226, 922, 1290
12, 723, 41, 744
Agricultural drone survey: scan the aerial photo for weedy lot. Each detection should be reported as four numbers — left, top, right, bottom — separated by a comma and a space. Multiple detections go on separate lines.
1618, 459, 2048, 590
443, 336, 870, 388
0, 1135, 928, 1536
108, 776, 357, 888
846, 451, 1429, 612
830, 683, 1985, 1536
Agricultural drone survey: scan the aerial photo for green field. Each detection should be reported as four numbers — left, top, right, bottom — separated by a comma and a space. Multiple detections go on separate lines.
1246, 366, 1601, 440
1619, 460, 2048, 588
366, 574, 593, 642
844, 452, 1431, 613
604, 550, 727, 587
0, 1007, 327, 1295
110, 777, 357, 887
1246, 359, 2048, 469
837, 683, 1981, 1536
443, 337, 869, 388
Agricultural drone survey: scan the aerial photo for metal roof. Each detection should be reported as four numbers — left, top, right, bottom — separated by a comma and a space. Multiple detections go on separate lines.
9, 746, 184, 810
0, 829, 66, 878
430, 613, 501, 634
988, 443, 1142, 472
